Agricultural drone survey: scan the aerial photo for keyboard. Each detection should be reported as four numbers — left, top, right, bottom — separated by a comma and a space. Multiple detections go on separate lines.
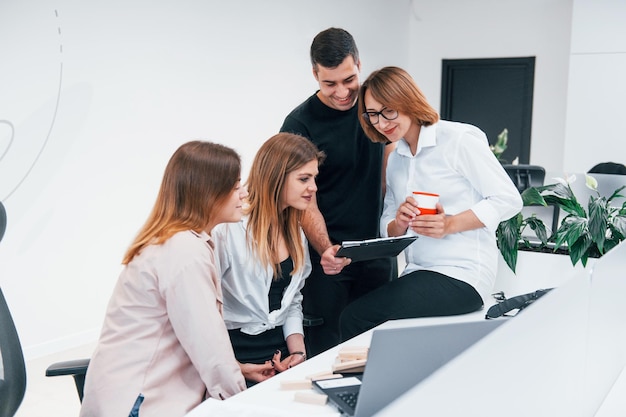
337, 390, 359, 409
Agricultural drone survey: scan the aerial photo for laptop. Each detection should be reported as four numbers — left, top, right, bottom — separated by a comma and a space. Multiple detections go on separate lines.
313, 319, 505, 417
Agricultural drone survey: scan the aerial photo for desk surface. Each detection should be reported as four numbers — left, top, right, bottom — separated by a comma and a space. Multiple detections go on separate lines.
185, 313, 487, 417
186, 241, 626, 417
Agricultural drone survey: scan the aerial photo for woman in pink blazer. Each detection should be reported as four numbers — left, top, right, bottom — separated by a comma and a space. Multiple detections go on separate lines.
80, 141, 251, 417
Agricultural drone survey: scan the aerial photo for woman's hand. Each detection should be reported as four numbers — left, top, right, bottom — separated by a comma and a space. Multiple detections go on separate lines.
270, 350, 306, 373
410, 206, 485, 238
320, 244, 351, 275
388, 196, 419, 236
408, 203, 448, 238
238, 361, 276, 383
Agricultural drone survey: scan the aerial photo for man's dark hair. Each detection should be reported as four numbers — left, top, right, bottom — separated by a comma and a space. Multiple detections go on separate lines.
310, 27, 359, 70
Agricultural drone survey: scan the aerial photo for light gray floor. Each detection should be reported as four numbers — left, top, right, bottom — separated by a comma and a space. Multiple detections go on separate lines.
17, 342, 95, 417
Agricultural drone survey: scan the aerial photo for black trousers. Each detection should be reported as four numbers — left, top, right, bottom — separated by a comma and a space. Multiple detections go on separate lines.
228, 326, 288, 388
228, 326, 287, 364
302, 255, 393, 357
339, 270, 483, 342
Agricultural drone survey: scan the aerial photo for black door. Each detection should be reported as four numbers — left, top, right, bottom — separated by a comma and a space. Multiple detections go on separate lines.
440, 57, 535, 164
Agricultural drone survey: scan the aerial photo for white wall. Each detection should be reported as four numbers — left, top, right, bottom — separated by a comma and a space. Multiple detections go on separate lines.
408, 0, 573, 172
0, 0, 410, 359
1, 0, 624, 360
564, 0, 626, 173
407, 0, 626, 175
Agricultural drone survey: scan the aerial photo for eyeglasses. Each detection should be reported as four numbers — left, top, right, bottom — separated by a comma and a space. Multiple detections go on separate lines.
362, 108, 399, 125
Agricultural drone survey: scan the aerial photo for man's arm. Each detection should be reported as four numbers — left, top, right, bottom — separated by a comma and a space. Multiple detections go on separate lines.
301, 198, 332, 256
301, 197, 350, 274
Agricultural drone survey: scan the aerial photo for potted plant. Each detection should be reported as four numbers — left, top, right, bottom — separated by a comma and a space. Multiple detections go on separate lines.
497, 174, 626, 273
489, 128, 509, 163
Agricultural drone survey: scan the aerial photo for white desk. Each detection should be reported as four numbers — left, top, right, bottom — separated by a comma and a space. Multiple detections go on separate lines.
185, 313, 487, 417
376, 245, 626, 417
187, 241, 626, 417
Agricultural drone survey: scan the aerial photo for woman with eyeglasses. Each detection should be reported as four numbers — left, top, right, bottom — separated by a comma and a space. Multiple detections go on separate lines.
339, 66, 522, 340
213, 133, 325, 386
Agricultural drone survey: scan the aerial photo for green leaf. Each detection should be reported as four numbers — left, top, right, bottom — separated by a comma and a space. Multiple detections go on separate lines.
527, 216, 549, 244
553, 216, 587, 248
567, 234, 593, 267
607, 185, 626, 204
588, 196, 608, 253
521, 187, 546, 206
539, 183, 586, 217
496, 214, 522, 272
603, 237, 620, 253
490, 128, 508, 159
537, 182, 573, 199
610, 215, 626, 240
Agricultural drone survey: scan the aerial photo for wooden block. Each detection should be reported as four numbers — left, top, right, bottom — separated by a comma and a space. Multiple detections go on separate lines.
338, 352, 368, 361
332, 358, 367, 373
338, 345, 369, 354
306, 370, 336, 380
294, 391, 328, 406
337, 346, 369, 361
280, 379, 312, 390
310, 373, 344, 381
339, 365, 365, 373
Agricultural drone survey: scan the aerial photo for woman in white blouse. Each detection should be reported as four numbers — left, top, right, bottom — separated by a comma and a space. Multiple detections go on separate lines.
339, 66, 523, 341
213, 133, 325, 386
81, 141, 248, 417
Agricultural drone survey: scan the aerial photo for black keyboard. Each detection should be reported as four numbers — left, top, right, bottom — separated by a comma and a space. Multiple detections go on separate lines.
337, 391, 359, 409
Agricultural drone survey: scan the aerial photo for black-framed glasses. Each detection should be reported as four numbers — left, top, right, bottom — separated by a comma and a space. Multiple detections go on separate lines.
362, 108, 399, 125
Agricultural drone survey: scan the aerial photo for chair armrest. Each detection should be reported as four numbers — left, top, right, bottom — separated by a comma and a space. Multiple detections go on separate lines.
46, 358, 90, 377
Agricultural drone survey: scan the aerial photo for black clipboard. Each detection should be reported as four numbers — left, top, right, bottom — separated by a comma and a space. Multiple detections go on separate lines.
335, 235, 418, 262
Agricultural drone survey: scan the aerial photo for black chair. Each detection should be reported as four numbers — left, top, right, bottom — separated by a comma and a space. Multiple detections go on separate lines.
588, 162, 626, 175
0, 286, 27, 417
45, 358, 90, 402
502, 164, 545, 193
0, 201, 26, 417
0, 200, 90, 406
0, 201, 6, 243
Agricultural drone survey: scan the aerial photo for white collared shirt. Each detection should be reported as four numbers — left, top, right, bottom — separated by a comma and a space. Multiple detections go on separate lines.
212, 217, 311, 338
381, 120, 523, 300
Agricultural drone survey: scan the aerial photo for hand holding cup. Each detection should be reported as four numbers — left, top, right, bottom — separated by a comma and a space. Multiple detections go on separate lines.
412, 192, 439, 215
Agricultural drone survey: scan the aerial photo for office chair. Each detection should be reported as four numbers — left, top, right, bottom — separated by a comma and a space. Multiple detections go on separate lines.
0, 287, 27, 417
0, 200, 89, 406
588, 162, 626, 175
0, 203, 27, 417
45, 358, 90, 402
502, 164, 546, 193
0, 201, 27, 417
0, 200, 6, 243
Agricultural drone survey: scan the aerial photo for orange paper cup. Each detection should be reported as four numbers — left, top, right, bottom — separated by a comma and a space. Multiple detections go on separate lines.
412, 191, 439, 215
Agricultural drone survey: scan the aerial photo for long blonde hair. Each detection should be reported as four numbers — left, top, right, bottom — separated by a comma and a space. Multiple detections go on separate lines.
245, 133, 325, 278
122, 141, 241, 264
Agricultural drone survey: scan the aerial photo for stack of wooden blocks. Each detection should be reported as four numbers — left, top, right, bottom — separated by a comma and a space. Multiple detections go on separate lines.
280, 346, 369, 406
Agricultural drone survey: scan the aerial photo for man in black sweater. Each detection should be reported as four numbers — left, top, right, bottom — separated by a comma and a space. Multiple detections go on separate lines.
280, 28, 395, 356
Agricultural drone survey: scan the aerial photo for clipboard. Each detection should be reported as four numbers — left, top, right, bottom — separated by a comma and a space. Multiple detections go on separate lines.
335, 235, 418, 262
